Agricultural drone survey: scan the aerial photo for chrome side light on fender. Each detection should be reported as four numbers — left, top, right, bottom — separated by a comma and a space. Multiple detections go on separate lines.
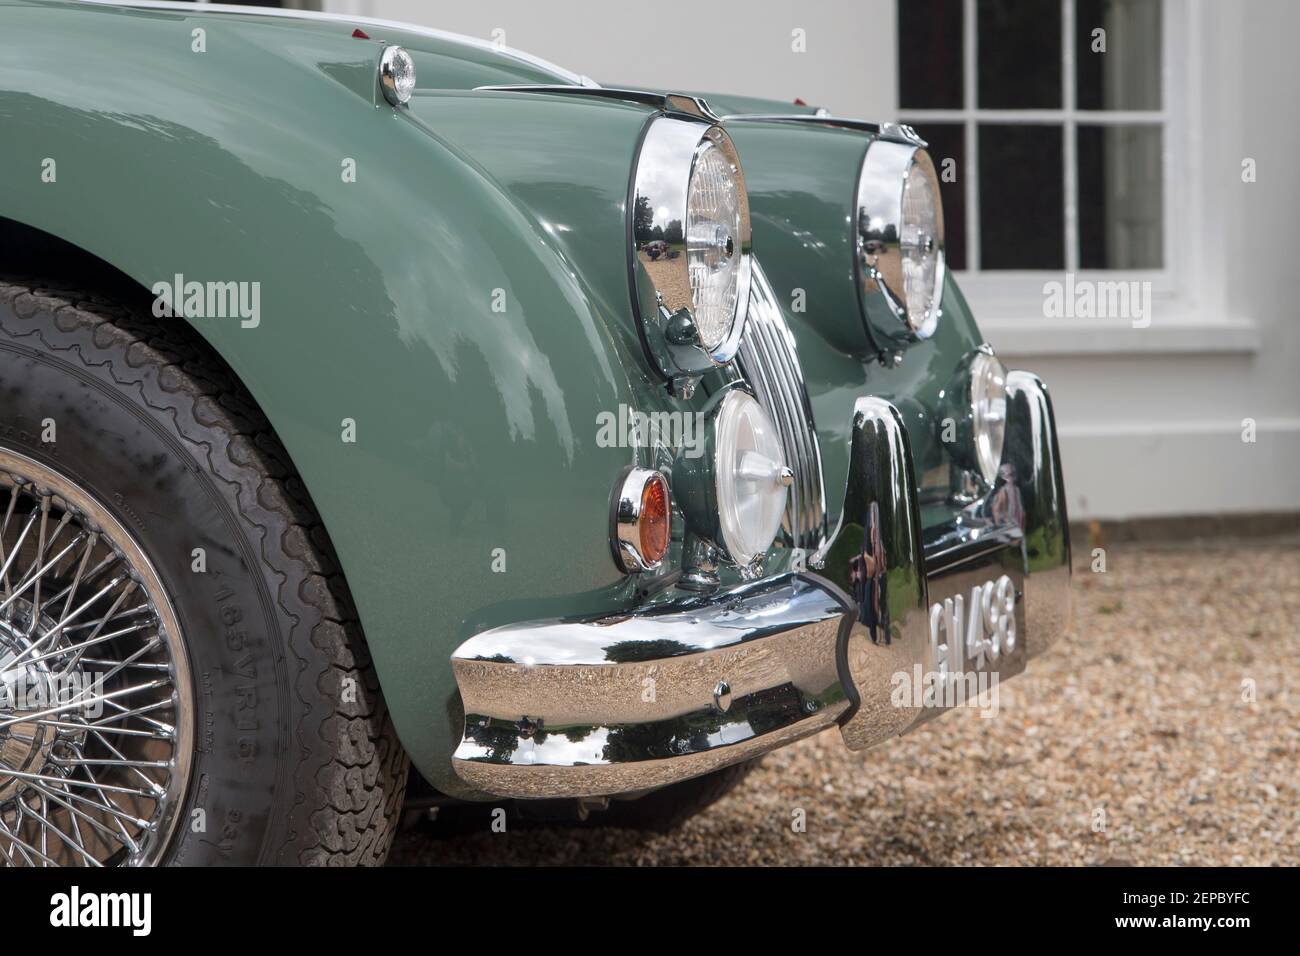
630, 115, 753, 397
855, 126, 946, 348
379, 45, 416, 105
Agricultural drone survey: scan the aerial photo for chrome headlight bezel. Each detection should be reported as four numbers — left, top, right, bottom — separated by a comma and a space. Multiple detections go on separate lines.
854, 126, 947, 350
629, 115, 753, 396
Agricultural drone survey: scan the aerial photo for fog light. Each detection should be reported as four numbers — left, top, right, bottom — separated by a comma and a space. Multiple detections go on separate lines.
611, 467, 672, 573
715, 390, 790, 566
379, 46, 416, 106
970, 348, 1007, 484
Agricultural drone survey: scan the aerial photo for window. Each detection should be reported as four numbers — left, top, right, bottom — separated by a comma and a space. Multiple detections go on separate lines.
897, 0, 1167, 276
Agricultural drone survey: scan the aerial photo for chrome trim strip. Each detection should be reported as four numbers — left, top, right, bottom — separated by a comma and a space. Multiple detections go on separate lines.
736, 263, 827, 552
718, 115, 927, 146
477, 85, 718, 121
73, 0, 597, 89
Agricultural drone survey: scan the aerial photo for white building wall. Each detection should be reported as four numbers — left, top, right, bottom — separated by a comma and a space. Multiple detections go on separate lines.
327, 0, 1299, 521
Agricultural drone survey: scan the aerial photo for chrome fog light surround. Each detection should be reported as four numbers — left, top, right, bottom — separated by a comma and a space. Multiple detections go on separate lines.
379, 45, 416, 106
969, 348, 1008, 484
629, 115, 753, 397
940, 345, 1008, 487
855, 126, 946, 349
673, 388, 790, 570
610, 466, 672, 573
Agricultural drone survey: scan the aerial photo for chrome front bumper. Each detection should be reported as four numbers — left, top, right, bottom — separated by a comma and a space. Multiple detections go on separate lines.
450, 371, 1072, 799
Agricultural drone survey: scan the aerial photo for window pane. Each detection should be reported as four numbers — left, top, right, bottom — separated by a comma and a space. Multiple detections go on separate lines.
978, 124, 1064, 269
908, 124, 967, 270
898, 0, 964, 109
1076, 0, 1162, 110
978, 0, 1061, 108
1078, 124, 1163, 269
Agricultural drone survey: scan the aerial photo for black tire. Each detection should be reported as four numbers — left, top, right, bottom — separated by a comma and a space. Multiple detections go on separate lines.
599, 759, 760, 832
0, 279, 408, 865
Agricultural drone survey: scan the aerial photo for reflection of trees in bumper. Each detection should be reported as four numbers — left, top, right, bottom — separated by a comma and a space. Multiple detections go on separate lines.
460, 718, 522, 765
1024, 526, 1068, 574
600, 638, 694, 664
459, 680, 839, 768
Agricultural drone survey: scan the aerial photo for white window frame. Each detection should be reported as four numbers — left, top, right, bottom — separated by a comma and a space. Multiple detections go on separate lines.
897, 0, 1243, 352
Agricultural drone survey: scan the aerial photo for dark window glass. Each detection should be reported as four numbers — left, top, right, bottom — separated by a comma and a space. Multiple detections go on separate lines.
909, 124, 967, 270
1077, 124, 1163, 269
978, 124, 1064, 269
977, 0, 1061, 108
898, 0, 964, 109
1076, 0, 1162, 110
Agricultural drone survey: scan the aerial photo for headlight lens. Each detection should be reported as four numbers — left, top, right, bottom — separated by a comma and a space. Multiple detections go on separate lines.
715, 391, 790, 565
630, 117, 753, 392
899, 156, 943, 335
687, 138, 745, 350
970, 350, 1008, 484
856, 135, 946, 345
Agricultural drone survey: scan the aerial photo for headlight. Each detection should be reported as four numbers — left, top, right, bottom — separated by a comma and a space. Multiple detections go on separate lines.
631, 116, 753, 396
970, 349, 1008, 484
855, 128, 946, 348
674, 389, 791, 569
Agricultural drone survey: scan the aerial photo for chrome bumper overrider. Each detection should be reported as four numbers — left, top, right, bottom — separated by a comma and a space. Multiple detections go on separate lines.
450, 372, 1072, 798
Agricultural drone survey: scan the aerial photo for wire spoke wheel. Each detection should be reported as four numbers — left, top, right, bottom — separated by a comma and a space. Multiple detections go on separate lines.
0, 450, 192, 867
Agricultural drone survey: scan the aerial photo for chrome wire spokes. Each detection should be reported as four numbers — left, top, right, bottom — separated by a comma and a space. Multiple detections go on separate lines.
0, 456, 192, 867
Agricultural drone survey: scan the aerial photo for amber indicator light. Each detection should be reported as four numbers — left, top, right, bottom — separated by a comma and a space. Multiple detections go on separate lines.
639, 475, 671, 564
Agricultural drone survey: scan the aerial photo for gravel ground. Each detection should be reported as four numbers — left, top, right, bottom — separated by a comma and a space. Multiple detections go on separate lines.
389, 538, 1299, 866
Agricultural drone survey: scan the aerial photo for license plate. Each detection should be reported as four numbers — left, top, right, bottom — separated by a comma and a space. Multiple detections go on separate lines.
922, 559, 1027, 709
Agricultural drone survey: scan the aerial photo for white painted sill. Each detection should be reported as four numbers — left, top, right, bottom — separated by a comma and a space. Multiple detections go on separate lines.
976, 317, 1261, 358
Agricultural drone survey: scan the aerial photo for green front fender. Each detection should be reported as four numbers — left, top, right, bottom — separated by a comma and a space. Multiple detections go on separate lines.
0, 3, 669, 795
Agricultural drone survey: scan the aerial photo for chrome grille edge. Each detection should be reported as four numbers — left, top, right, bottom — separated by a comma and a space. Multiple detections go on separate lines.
736, 261, 827, 552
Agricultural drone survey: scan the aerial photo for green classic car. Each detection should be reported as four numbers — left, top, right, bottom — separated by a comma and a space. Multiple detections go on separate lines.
0, 0, 1070, 866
